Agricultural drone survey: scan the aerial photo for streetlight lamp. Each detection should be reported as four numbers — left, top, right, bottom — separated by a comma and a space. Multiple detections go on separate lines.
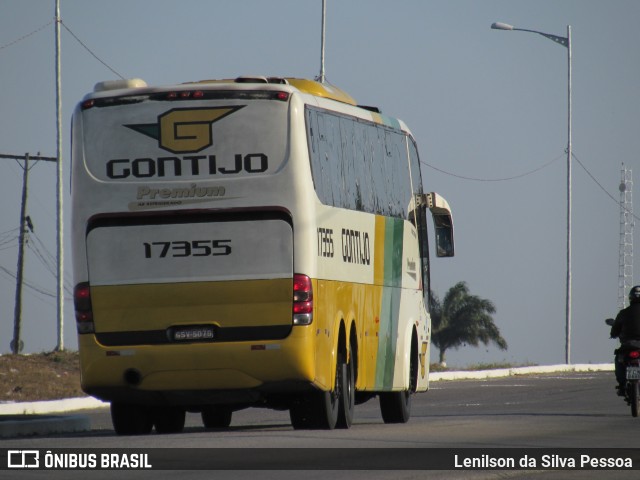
491, 21, 573, 364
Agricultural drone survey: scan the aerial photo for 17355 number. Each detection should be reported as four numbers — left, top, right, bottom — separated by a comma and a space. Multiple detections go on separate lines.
143, 240, 232, 258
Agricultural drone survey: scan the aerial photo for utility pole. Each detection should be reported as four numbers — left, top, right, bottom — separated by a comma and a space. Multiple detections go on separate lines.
12, 154, 30, 355
0, 153, 57, 354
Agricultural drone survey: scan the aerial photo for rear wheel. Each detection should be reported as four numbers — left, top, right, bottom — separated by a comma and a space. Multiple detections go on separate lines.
315, 382, 340, 429
153, 407, 186, 434
337, 351, 355, 429
110, 402, 153, 435
379, 340, 417, 424
290, 390, 339, 429
289, 394, 318, 429
379, 390, 412, 424
202, 406, 233, 428
290, 353, 342, 430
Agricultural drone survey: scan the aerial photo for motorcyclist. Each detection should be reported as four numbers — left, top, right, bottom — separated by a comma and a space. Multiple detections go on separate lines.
610, 286, 640, 395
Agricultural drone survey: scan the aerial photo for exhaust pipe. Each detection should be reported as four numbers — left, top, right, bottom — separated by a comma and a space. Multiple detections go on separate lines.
123, 368, 142, 386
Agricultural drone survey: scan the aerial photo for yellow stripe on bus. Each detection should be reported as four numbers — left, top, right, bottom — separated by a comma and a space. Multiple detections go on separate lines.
90, 279, 292, 332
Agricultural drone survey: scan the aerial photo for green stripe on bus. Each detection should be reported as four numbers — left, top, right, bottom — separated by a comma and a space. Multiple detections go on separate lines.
375, 217, 405, 389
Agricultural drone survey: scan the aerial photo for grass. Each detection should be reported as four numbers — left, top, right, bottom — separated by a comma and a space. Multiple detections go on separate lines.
0, 351, 84, 402
430, 361, 538, 372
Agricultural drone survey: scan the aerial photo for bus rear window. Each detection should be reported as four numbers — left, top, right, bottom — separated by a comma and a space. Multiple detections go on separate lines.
80, 99, 288, 182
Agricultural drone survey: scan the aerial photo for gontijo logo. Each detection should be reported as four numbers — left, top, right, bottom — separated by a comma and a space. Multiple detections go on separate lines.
125, 106, 244, 154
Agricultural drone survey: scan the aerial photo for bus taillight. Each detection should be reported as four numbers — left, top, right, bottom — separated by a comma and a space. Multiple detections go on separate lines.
74, 282, 95, 334
293, 274, 313, 326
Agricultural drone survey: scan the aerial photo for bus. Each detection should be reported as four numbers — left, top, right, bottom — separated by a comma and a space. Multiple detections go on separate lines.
71, 76, 454, 434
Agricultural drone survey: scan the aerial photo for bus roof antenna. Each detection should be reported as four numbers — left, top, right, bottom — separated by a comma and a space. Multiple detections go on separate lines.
318, 0, 327, 83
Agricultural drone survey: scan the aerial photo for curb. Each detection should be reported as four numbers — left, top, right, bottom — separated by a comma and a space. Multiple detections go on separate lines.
0, 397, 108, 415
0, 364, 614, 438
0, 414, 92, 439
429, 363, 614, 382
0, 398, 107, 439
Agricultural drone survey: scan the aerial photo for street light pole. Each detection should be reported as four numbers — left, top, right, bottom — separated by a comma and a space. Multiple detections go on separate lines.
566, 25, 572, 366
319, 0, 327, 83
491, 22, 573, 364
55, 0, 64, 351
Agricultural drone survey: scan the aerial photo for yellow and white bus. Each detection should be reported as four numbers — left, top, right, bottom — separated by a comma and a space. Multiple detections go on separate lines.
71, 76, 454, 434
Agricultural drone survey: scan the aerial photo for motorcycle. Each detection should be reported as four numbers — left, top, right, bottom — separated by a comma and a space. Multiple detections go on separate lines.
606, 318, 640, 417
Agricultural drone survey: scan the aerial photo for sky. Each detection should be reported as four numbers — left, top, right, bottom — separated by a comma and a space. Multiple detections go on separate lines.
0, 0, 638, 368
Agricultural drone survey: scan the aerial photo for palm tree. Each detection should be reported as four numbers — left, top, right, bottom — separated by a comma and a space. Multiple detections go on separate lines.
430, 281, 507, 365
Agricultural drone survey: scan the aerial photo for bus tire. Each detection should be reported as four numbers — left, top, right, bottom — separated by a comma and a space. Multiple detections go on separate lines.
110, 402, 153, 435
313, 389, 339, 430
313, 351, 343, 429
202, 406, 233, 428
337, 352, 355, 429
153, 407, 186, 434
379, 390, 412, 424
289, 395, 316, 429
290, 354, 341, 430
379, 338, 416, 424
290, 392, 333, 429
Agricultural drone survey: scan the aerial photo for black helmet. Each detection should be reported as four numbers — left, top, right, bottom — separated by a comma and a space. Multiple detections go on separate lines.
630, 286, 640, 305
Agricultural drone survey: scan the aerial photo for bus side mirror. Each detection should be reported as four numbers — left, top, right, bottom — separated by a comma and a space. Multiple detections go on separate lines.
426, 192, 454, 258
409, 192, 455, 260
432, 213, 454, 257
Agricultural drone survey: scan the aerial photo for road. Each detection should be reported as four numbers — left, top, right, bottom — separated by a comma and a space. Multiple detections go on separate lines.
3, 371, 639, 479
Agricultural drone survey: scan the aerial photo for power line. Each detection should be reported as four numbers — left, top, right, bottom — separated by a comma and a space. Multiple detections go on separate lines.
60, 20, 125, 79
422, 152, 564, 182
0, 17, 126, 79
423, 150, 639, 223
0, 20, 54, 51
0, 243, 18, 253
0, 228, 20, 246
0, 265, 55, 299
0, 227, 20, 236
0, 236, 18, 248
27, 232, 73, 294
572, 151, 640, 223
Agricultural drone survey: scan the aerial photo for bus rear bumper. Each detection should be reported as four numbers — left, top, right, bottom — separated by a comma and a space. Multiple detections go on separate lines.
78, 327, 317, 406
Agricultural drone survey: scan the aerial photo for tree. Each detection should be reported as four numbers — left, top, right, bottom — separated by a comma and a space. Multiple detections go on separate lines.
430, 281, 507, 365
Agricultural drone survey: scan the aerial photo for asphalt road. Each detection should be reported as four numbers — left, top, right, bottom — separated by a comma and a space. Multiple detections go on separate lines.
4, 371, 638, 479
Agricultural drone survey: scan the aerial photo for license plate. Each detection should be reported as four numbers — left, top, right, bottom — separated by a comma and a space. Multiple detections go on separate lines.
172, 326, 215, 342
626, 367, 640, 380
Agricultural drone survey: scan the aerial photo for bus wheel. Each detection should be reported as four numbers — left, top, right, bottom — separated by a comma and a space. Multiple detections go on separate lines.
153, 407, 186, 434
290, 390, 339, 430
290, 355, 341, 430
379, 344, 416, 424
337, 351, 355, 429
379, 390, 412, 424
314, 353, 342, 429
289, 395, 315, 429
110, 402, 153, 435
202, 406, 233, 428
